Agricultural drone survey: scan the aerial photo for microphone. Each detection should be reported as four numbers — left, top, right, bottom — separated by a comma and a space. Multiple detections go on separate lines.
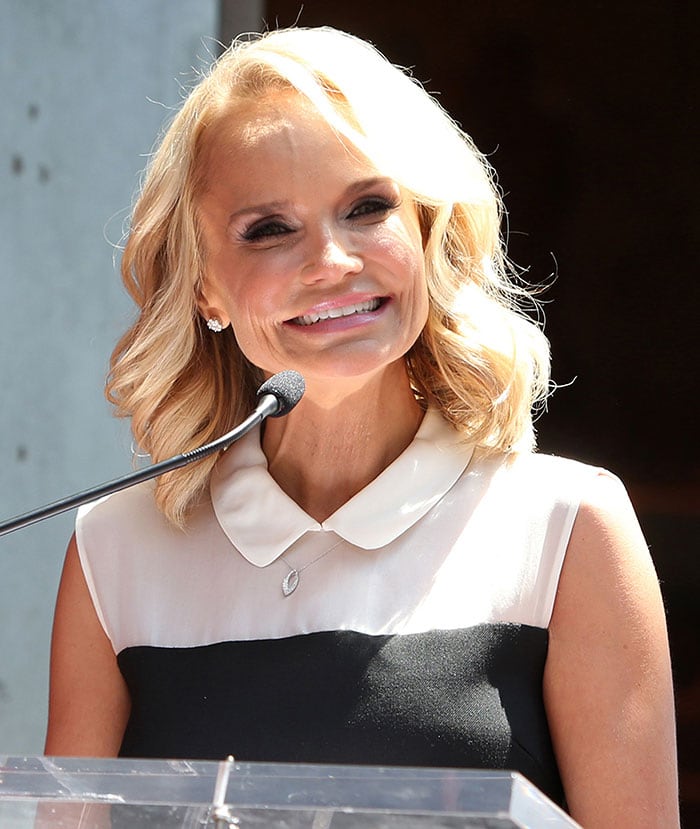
0, 370, 305, 537
256, 369, 306, 418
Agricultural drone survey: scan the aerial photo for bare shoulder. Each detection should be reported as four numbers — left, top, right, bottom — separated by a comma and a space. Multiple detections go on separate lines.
544, 470, 679, 828
552, 471, 672, 673
44, 534, 130, 757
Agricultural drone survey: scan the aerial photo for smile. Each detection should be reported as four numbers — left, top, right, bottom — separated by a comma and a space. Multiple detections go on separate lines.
291, 298, 383, 326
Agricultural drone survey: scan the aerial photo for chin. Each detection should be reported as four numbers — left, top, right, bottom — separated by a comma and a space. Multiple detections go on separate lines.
298, 352, 410, 386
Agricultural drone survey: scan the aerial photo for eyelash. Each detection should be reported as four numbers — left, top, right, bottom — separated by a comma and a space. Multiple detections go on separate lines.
241, 218, 293, 242
240, 194, 400, 243
347, 195, 400, 219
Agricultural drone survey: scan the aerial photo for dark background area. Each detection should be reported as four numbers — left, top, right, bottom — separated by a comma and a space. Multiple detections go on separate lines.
227, 0, 699, 822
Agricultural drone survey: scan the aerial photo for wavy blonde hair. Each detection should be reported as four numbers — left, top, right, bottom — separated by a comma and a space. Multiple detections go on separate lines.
108, 26, 550, 527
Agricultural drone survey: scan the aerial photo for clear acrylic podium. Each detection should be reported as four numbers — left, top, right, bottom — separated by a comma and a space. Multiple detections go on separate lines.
0, 756, 581, 828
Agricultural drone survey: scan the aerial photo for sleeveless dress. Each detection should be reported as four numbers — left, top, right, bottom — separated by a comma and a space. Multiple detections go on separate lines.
75, 409, 601, 807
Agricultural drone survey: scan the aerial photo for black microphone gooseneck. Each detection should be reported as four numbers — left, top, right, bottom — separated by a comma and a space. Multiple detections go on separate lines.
0, 370, 305, 538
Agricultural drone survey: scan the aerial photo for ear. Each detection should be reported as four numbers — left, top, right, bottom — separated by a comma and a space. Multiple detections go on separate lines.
196, 278, 231, 330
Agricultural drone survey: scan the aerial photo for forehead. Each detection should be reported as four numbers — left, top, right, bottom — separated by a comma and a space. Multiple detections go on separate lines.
231, 95, 303, 148
199, 92, 377, 188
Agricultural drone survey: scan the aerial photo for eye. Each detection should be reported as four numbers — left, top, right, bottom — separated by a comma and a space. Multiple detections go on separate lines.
241, 217, 295, 242
347, 195, 400, 221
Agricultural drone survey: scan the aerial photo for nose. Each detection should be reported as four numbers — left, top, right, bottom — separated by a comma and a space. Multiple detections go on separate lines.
300, 225, 362, 285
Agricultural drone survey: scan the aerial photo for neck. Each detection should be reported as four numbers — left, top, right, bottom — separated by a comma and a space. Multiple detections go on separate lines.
261, 366, 425, 522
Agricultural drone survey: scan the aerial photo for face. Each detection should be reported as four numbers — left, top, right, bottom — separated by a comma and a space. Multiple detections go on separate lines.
196, 92, 429, 389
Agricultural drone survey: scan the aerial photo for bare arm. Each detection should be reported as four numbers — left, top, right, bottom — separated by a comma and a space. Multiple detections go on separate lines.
544, 472, 679, 828
44, 534, 130, 756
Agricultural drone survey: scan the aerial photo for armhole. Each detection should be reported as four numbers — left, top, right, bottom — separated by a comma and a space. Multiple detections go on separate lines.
75, 503, 116, 651
534, 461, 605, 629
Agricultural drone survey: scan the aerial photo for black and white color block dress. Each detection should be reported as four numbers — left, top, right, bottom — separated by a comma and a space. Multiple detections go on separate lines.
76, 409, 602, 806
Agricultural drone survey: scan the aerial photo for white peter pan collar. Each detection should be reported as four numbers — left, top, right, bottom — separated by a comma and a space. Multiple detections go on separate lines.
210, 409, 473, 567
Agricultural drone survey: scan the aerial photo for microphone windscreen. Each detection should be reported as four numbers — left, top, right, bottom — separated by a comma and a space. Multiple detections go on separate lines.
256, 370, 305, 417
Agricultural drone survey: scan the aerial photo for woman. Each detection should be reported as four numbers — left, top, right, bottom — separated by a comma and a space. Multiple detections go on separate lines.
44, 27, 679, 827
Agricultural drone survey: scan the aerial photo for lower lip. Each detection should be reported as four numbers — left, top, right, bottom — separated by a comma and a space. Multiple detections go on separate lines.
285, 301, 389, 334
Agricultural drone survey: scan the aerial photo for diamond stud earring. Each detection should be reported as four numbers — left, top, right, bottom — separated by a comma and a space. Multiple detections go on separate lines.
206, 318, 224, 333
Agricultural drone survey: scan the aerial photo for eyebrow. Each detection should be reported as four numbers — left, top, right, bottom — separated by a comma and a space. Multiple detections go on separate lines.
345, 176, 396, 196
228, 201, 288, 224
227, 177, 397, 224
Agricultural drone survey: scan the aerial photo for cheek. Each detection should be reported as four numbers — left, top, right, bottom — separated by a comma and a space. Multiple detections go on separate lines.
219, 278, 283, 362
374, 220, 424, 271
381, 231, 429, 313
395, 237, 430, 327
413, 271, 430, 333
207, 262, 270, 322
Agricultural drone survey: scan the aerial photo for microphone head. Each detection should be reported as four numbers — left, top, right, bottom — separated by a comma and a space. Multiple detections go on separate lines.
256, 370, 305, 417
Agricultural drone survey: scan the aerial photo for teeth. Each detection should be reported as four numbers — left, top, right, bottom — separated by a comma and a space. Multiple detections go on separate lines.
294, 298, 381, 326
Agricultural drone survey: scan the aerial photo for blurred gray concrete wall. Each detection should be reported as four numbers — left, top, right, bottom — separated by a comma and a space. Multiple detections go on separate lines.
0, 0, 263, 754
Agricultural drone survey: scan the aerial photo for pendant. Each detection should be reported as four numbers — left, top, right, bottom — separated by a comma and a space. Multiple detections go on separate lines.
282, 569, 300, 597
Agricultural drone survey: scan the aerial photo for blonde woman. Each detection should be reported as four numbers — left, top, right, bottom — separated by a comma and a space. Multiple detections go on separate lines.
45, 27, 678, 828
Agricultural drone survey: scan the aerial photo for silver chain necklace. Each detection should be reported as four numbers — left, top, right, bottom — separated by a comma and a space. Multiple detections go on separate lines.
280, 538, 344, 597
